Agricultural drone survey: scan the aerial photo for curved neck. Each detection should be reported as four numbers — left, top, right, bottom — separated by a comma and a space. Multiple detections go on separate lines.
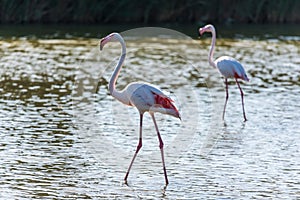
208, 29, 217, 68
108, 36, 126, 95
108, 35, 129, 105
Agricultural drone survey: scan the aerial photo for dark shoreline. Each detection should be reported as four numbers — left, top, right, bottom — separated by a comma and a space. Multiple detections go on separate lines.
1, 0, 299, 25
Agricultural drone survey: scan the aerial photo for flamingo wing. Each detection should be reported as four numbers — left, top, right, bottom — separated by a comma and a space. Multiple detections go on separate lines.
149, 86, 180, 118
126, 83, 180, 118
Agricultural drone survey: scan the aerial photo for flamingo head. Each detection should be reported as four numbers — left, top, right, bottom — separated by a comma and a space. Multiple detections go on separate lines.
100, 32, 120, 51
199, 24, 215, 36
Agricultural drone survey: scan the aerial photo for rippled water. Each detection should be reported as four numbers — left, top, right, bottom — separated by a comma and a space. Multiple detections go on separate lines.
0, 26, 299, 199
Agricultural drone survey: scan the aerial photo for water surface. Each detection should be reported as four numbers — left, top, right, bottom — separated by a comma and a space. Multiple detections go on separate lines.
0, 25, 299, 199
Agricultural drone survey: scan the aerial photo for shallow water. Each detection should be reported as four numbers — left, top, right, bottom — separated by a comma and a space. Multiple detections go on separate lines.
0, 25, 300, 199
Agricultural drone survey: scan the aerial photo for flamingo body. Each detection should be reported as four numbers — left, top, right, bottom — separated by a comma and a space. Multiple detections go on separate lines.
120, 82, 180, 117
100, 32, 180, 185
199, 24, 249, 121
215, 56, 249, 81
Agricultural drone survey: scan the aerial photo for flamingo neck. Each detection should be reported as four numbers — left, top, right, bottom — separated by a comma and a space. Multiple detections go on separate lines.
108, 35, 130, 105
208, 29, 217, 68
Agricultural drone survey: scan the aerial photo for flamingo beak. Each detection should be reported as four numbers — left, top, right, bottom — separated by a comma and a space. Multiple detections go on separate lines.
100, 39, 105, 51
100, 35, 110, 51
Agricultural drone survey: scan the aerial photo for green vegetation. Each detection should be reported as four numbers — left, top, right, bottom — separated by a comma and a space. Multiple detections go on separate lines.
0, 0, 299, 24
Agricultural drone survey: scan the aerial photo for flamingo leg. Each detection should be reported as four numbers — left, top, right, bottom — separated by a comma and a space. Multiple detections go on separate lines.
150, 113, 169, 186
124, 113, 143, 184
235, 79, 247, 121
222, 78, 229, 120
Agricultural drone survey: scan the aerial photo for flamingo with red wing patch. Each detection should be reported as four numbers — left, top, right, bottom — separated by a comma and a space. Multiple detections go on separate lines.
100, 32, 181, 186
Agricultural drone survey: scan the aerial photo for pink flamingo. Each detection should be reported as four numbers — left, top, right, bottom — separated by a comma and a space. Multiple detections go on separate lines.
100, 33, 180, 185
199, 24, 249, 121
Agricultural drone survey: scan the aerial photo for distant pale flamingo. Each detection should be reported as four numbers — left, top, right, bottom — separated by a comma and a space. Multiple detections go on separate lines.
199, 24, 249, 121
100, 33, 180, 185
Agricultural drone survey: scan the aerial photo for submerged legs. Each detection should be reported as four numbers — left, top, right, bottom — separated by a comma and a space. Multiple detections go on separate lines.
124, 113, 143, 184
124, 112, 169, 185
235, 78, 247, 122
150, 113, 169, 186
222, 78, 229, 120
223, 78, 247, 121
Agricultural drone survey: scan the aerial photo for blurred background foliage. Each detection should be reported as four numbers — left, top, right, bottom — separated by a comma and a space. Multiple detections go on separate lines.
0, 0, 299, 24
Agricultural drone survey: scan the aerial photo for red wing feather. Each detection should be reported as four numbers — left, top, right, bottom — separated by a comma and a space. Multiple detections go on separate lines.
154, 93, 178, 111
234, 72, 241, 79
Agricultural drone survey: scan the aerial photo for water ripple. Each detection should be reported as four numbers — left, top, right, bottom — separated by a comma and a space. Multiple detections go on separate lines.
0, 31, 299, 199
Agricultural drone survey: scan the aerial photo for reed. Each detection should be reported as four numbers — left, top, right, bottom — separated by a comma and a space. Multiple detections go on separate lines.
0, 0, 299, 24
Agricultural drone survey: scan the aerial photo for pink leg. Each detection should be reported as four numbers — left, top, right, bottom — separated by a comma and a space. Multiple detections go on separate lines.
150, 113, 169, 185
124, 113, 143, 184
223, 78, 229, 120
235, 79, 247, 121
